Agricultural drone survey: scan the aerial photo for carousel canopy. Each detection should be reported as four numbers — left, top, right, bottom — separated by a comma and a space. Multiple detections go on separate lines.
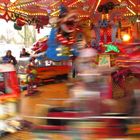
0, 0, 139, 28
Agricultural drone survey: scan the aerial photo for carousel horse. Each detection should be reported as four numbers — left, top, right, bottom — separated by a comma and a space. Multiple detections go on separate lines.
45, 6, 80, 61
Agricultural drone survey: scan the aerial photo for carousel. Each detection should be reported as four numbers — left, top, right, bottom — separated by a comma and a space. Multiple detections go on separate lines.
0, 0, 140, 139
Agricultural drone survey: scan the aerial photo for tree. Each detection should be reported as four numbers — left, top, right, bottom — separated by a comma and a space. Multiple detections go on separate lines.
17, 25, 37, 47
0, 35, 6, 43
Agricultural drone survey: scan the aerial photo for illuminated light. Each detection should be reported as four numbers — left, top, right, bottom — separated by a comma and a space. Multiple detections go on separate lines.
57, 53, 62, 56
117, 0, 136, 15
50, 10, 60, 16
10, 0, 16, 3
136, 19, 140, 22
116, 60, 140, 63
50, 1, 59, 7
126, 7, 136, 15
120, 0, 128, 6
68, 1, 79, 7
95, 0, 102, 12
122, 34, 131, 42
128, 0, 136, 6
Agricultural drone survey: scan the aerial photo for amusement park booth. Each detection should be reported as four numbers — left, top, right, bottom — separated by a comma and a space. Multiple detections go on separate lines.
0, 64, 20, 131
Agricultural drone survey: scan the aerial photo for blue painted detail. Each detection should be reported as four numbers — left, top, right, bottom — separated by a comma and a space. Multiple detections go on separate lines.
46, 28, 79, 61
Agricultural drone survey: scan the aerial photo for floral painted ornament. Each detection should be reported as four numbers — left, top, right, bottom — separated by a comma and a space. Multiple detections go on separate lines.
46, 5, 79, 61
56, 33, 75, 45
104, 44, 120, 53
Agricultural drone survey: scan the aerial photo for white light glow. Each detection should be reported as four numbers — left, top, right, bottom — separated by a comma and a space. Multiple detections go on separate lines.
128, 0, 136, 6
10, 0, 16, 3
127, 7, 136, 15
117, 0, 136, 15
95, 0, 102, 12
122, 34, 131, 42
136, 19, 140, 22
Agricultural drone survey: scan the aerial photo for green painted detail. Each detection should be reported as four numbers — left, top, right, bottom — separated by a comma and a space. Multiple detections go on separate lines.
104, 44, 120, 53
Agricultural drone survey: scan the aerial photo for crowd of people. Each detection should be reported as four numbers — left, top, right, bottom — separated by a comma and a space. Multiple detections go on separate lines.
2, 48, 30, 66
1, 48, 39, 96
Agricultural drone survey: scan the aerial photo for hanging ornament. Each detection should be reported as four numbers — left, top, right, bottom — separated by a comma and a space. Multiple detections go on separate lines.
37, 16, 49, 26
14, 23, 22, 30
16, 18, 26, 26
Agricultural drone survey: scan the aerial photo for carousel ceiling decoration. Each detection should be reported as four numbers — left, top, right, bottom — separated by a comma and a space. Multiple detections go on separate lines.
0, 0, 139, 29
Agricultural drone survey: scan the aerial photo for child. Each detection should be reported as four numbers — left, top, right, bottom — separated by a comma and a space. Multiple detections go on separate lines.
25, 64, 38, 96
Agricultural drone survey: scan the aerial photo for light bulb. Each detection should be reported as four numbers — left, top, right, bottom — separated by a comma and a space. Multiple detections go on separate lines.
10, 0, 16, 3
122, 34, 131, 42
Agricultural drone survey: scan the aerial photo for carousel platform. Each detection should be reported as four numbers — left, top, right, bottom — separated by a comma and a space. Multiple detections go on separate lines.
20, 82, 69, 116
2, 79, 140, 140
0, 131, 35, 140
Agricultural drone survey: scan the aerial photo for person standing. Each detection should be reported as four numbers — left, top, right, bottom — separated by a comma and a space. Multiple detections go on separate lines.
20, 48, 30, 58
3, 50, 17, 66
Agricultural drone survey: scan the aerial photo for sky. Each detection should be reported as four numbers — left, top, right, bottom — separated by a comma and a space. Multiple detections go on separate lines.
0, 20, 18, 37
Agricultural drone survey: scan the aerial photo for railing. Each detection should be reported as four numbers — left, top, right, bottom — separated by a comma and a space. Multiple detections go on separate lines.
21, 98, 140, 120
22, 115, 140, 120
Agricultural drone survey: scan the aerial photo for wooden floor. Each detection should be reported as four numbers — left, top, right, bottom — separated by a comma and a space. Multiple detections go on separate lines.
20, 82, 70, 116
19, 76, 140, 117
0, 131, 35, 140
2, 80, 140, 140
